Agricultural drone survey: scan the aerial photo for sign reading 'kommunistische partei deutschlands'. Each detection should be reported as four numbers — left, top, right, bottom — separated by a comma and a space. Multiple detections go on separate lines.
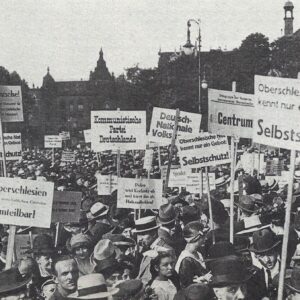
253, 75, 300, 150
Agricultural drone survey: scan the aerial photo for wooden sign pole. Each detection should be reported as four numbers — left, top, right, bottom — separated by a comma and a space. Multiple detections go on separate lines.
163, 109, 180, 194
205, 167, 215, 244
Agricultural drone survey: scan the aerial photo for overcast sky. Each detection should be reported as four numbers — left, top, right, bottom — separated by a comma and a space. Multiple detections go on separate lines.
0, 0, 298, 87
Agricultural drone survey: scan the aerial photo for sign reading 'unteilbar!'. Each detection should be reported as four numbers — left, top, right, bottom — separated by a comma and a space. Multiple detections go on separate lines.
0, 178, 54, 228
91, 111, 147, 151
149, 107, 202, 145
177, 133, 231, 169
117, 178, 163, 209
253, 75, 300, 150
0, 86, 23, 122
208, 89, 254, 138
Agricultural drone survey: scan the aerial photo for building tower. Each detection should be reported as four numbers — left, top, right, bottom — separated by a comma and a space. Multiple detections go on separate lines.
284, 1, 294, 36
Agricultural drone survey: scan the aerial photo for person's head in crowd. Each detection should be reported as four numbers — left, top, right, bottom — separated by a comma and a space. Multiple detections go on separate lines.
236, 195, 257, 219
0, 268, 32, 300
68, 273, 119, 300
181, 205, 201, 226
32, 234, 55, 277
210, 256, 251, 300
208, 200, 228, 228
249, 228, 281, 270
1, 234, 8, 258
180, 283, 210, 300
183, 221, 206, 253
92, 239, 128, 286
53, 255, 79, 297
132, 216, 159, 253
158, 203, 177, 233
243, 175, 262, 195
70, 233, 93, 261
63, 211, 88, 236
150, 252, 175, 282
113, 280, 144, 300
41, 279, 56, 300
88, 202, 109, 222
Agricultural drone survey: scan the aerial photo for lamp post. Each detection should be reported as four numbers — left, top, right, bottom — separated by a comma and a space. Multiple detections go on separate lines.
183, 19, 205, 114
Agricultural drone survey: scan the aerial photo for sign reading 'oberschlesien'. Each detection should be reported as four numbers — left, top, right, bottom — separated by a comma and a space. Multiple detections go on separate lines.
91, 111, 147, 151
253, 75, 300, 150
149, 107, 202, 145
177, 133, 231, 169
0, 178, 54, 228
208, 89, 254, 138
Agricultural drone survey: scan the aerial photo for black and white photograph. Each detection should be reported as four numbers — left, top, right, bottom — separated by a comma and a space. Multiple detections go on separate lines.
0, 1, 300, 299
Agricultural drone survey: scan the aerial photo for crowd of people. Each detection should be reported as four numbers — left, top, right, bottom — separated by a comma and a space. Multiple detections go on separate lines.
1, 146, 300, 299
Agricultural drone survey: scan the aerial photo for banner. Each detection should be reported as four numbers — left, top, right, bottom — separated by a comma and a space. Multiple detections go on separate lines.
0, 86, 23, 122
143, 149, 153, 170
44, 135, 62, 148
91, 111, 147, 151
59, 131, 70, 141
177, 133, 231, 169
253, 75, 300, 150
0, 178, 54, 228
0, 133, 22, 160
169, 169, 186, 188
117, 178, 163, 209
51, 191, 81, 223
208, 89, 254, 138
61, 151, 76, 162
97, 174, 118, 195
149, 107, 202, 145
15, 234, 37, 259
84, 129, 91, 143
185, 173, 201, 193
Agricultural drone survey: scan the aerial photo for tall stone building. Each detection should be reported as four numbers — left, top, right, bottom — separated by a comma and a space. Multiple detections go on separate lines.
28, 49, 117, 146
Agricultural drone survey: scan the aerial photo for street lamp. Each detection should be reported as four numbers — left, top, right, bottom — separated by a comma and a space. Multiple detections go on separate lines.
182, 19, 203, 114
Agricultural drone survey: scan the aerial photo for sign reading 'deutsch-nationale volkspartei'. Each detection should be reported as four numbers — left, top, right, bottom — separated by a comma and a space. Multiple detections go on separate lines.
177, 133, 231, 169
0, 178, 54, 228
91, 111, 147, 151
253, 75, 300, 150
0, 86, 23, 122
208, 89, 254, 138
149, 107, 202, 145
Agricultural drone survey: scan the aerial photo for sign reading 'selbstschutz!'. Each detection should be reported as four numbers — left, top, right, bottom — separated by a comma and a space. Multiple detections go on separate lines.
0, 178, 54, 228
177, 133, 231, 169
91, 111, 146, 151
117, 178, 163, 209
149, 107, 202, 145
253, 75, 300, 150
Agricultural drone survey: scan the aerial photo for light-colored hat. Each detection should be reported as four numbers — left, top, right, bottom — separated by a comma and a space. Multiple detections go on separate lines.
132, 216, 160, 234
67, 273, 119, 299
92, 239, 117, 271
70, 233, 93, 252
88, 202, 109, 221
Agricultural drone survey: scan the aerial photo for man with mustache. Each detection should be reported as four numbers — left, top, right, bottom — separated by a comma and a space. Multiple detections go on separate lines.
50, 255, 79, 300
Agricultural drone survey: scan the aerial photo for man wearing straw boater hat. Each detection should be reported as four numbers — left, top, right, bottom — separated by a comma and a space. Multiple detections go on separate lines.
133, 215, 173, 284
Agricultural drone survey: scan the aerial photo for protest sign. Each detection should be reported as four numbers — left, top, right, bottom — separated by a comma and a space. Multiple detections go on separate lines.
15, 234, 37, 259
97, 174, 118, 195
149, 107, 201, 145
61, 151, 76, 162
0, 133, 22, 161
0, 178, 54, 228
253, 75, 300, 150
169, 169, 186, 188
203, 172, 216, 193
177, 133, 231, 169
84, 129, 91, 143
161, 164, 180, 181
208, 89, 254, 138
51, 191, 81, 223
44, 135, 62, 148
186, 172, 201, 193
240, 152, 265, 174
117, 178, 163, 209
91, 111, 147, 151
143, 149, 153, 170
0, 86, 23, 122
59, 131, 70, 140
265, 159, 284, 176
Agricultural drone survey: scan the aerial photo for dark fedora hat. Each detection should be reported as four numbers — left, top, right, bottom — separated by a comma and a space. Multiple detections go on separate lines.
209, 256, 253, 287
205, 241, 237, 262
249, 228, 281, 254
236, 195, 256, 213
115, 280, 143, 298
184, 283, 210, 300
285, 266, 300, 294
32, 234, 55, 255
0, 268, 31, 295
158, 203, 176, 225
